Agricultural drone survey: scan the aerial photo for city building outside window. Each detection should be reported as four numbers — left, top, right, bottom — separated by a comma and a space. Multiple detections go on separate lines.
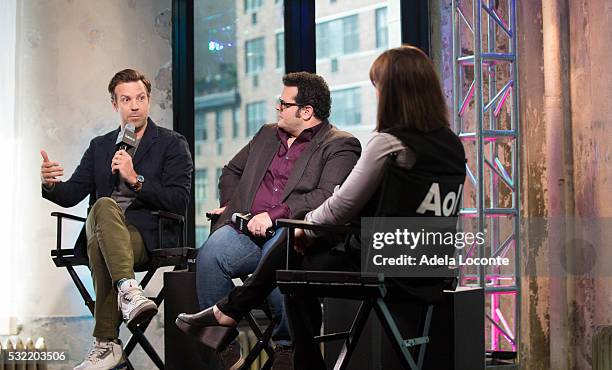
195, 1, 283, 247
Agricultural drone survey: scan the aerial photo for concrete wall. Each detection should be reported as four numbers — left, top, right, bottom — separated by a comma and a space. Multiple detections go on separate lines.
519, 0, 611, 369
5, 0, 172, 367
431, 0, 612, 368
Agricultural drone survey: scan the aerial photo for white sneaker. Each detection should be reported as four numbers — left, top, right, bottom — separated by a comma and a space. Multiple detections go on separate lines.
117, 279, 158, 326
73, 339, 127, 370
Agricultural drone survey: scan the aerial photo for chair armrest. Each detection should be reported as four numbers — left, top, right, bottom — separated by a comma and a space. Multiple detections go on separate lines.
276, 219, 360, 270
50, 212, 86, 253
276, 218, 359, 235
205, 212, 220, 223
151, 210, 185, 223
51, 212, 87, 223
152, 210, 186, 249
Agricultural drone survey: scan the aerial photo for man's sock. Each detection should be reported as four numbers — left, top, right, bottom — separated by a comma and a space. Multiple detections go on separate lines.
115, 278, 134, 291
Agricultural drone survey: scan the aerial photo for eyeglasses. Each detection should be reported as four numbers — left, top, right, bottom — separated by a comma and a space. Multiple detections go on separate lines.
277, 98, 303, 111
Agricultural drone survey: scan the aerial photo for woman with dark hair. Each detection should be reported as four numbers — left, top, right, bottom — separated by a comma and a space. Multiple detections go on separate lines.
177, 45, 466, 370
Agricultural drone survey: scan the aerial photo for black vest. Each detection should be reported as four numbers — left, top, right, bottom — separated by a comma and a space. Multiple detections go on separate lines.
356, 127, 467, 281
364, 126, 466, 219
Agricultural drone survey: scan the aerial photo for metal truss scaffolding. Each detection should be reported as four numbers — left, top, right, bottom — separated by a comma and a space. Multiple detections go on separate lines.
452, 0, 520, 366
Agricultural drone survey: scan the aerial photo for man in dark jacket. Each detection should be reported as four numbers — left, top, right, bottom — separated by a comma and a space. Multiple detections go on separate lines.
40, 69, 193, 370
196, 72, 360, 369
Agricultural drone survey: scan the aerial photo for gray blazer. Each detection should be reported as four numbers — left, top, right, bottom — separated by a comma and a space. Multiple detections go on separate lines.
212, 121, 361, 233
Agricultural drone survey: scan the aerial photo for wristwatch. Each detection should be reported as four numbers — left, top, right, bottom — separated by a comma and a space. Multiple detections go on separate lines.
131, 174, 145, 192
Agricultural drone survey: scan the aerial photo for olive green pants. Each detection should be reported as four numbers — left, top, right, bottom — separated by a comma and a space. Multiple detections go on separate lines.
86, 197, 148, 340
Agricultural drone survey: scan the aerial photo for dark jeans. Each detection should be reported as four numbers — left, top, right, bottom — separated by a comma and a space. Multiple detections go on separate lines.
216, 228, 359, 370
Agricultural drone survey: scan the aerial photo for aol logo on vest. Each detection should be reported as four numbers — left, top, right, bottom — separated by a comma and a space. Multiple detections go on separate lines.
416, 183, 463, 216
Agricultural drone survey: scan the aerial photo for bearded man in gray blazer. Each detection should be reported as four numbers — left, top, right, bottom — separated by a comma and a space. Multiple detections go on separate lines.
196, 72, 361, 369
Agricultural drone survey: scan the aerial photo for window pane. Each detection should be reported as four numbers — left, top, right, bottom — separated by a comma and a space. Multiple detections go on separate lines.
316, 1, 401, 144
195, 168, 208, 216
195, 1, 283, 247
244, 0, 263, 13
215, 110, 224, 155
195, 111, 207, 141
342, 15, 359, 54
245, 37, 265, 74
330, 87, 362, 128
232, 107, 240, 138
276, 32, 285, 69
316, 16, 359, 59
376, 7, 388, 49
215, 167, 223, 201
246, 101, 267, 136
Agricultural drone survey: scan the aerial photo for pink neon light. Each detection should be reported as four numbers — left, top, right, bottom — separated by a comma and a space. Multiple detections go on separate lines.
495, 308, 517, 351
491, 291, 499, 350
459, 81, 476, 117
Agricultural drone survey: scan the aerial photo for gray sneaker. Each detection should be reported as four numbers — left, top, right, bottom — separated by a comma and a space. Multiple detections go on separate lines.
117, 279, 158, 326
73, 339, 127, 370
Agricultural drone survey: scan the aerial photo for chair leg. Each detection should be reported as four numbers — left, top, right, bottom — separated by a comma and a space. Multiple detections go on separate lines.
241, 313, 277, 369
372, 298, 419, 370
124, 313, 157, 354
416, 305, 434, 369
126, 325, 164, 369
139, 270, 156, 290
334, 301, 373, 370
66, 265, 95, 314
124, 290, 165, 368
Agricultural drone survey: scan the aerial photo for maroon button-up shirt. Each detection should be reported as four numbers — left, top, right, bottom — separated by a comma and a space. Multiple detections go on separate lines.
250, 122, 325, 221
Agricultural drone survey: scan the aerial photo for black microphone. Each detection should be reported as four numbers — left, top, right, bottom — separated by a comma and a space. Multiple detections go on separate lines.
116, 123, 137, 152
232, 212, 275, 238
113, 123, 137, 188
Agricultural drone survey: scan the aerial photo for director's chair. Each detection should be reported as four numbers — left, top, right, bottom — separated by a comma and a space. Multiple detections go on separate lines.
50, 209, 195, 370
276, 219, 441, 370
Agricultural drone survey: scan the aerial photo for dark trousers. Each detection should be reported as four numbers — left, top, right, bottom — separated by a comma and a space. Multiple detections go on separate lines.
216, 229, 358, 370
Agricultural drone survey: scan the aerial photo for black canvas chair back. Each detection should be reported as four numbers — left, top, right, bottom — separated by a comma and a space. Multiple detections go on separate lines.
50, 194, 194, 370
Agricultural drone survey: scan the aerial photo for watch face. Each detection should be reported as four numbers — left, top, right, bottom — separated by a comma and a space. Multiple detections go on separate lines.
137, 175, 145, 183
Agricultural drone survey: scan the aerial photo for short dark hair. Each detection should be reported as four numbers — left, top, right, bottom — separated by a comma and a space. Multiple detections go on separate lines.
369, 46, 449, 132
282, 72, 331, 120
108, 69, 152, 101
